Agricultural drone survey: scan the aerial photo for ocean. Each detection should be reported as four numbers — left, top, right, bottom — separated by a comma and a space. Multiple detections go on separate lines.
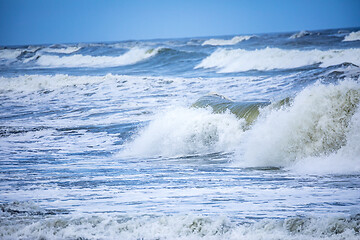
1, 28, 360, 239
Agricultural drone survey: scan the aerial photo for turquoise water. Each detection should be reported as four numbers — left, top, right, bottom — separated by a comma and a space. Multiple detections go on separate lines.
1, 28, 360, 239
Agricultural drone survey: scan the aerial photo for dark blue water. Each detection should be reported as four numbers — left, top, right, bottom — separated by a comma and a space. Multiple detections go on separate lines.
1, 28, 360, 239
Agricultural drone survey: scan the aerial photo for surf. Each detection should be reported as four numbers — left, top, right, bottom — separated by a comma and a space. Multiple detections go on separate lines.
125, 79, 360, 174
35, 47, 160, 68
195, 47, 360, 73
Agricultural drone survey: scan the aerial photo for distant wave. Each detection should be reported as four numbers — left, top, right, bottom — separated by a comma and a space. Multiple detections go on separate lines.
0, 73, 188, 93
42, 46, 81, 54
202, 36, 252, 46
0, 74, 130, 92
343, 30, 360, 42
36, 47, 160, 68
125, 80, 360, 174
289, 30, 312, 39
0, 49, 23, 60
195, 47, 360, 73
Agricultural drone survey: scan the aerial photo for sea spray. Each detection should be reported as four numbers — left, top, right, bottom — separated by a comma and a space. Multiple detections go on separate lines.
238, 79, 360, 169
123, 107, 245, 157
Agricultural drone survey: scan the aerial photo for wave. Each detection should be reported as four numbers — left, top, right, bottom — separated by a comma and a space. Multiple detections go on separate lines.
35, 47, 160, 68
343, 30, 360, 42
123, 106, 246, 157
125, 80, 360, 174
289, 30, 312, 39
0, 74, 119, 92
202, 36, 252, 46
0, 49, 23, 60
42, 46, 81, 54
195, 47, 360, 73
238, 79, 360, 173
1, 203, 359, 240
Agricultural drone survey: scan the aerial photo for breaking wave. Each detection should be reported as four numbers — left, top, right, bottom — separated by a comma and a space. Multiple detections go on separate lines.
0, 74, 120, 92
0, 49, 22, 60
343, 30, 360, 42
195, 47, 360, 73
42, 46, 81, 54
36, 47, 160, 68
202, 35, 253, 46
238, 79, 360, 173
123, 106, 246, 157
125, 80, 360, 174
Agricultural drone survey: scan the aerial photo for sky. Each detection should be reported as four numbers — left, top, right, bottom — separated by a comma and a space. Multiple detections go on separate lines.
0, 0, 359, 46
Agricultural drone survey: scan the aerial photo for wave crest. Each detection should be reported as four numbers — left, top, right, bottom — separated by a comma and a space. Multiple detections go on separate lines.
124, 80, 360, 174
195, 47, 360, 72
36, 47, 160, 68
343, 30, 360, 42
289, 30, 312, 39
1, 211, 359, 240
123, 107, 245, 157
239, 80, 360, 172
202, 36, 252, 46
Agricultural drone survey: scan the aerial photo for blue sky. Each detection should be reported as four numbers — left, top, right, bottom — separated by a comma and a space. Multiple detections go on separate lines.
0, 0, 359, 46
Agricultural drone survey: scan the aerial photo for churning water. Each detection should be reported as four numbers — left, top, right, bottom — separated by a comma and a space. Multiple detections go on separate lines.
1, 28, 360, 239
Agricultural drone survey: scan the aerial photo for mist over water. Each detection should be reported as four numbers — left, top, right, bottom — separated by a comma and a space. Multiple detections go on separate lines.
1, 28, 360, 239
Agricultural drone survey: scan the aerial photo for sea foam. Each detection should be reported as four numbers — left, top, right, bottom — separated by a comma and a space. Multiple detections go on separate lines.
36, 47, 159, 68
195, 47, 360, 72
202, 36, 252, 46
1, 209, 359, 240
0, 74, 118, 92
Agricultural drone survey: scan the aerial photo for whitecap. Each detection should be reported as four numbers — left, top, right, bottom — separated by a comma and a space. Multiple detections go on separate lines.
289, 30, 312, 39
122, 106, 245, 157
202, 36, 252, 46
36, 47, 160, 68
343, 30, 360, 42
42, 46, 81, 54
0, 49, 22, 60
195, 47, 360, 73
236, 79, 360, 174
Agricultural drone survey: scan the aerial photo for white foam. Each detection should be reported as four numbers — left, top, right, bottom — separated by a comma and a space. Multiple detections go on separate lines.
202, 36, 252, 46
0, 49, 22, 60
42, 46, 81, 54
236, 80, 360, 173
343, 30, 360, 42
290, 103, 360, 174
1, 213, 359, 240
195, 47, 360, 72
0, 74, 118, 92
123, 107, 245, 157
36, 47, 159, 68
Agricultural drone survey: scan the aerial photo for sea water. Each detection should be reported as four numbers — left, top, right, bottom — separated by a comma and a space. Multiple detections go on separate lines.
1, 28, 360, 239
